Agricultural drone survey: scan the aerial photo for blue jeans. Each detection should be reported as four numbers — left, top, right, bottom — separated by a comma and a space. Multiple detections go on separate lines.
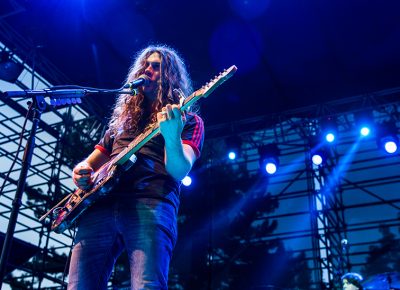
67, 197, 177, 290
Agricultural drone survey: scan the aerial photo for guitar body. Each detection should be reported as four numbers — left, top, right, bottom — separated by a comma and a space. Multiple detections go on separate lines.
50, 161, 121, 233
41, 65, 237, 233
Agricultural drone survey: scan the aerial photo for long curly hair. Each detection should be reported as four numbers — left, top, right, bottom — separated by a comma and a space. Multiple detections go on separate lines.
108, 45, 194, 135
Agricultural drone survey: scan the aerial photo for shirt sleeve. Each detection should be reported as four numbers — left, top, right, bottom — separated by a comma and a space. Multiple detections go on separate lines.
181, 112, 205, 158
95, 129, 113, 157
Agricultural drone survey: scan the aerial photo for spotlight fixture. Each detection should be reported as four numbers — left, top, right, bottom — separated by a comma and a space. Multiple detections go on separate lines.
0, 50, 24, 83
360, 126, 371, 137
354, 110, 374, 138
258, 143, 280, 175
311, 153, 324, 166
182, 176, 192, 186
376, 121, 399, 154
321, 116, 338, 143
309, 136, 328, 166
325, 133, 335, 143
265, 161, 277, 175
384, 140, 398, 154
226, 135, 242, 160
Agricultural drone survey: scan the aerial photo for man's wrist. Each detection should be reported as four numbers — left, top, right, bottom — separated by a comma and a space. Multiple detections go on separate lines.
76, 160, 90, 168
164, 137, 183, 151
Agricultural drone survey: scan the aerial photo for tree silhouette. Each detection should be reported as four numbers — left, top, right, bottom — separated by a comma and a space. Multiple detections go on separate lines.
169, 160, 312, 289
362, 225, 400, 277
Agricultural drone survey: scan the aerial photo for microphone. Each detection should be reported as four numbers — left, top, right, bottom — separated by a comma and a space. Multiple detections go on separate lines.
123, 75, 150, 90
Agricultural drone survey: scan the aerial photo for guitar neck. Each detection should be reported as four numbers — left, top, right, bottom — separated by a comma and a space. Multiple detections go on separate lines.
112, 91, 197, 167
113, 124, 160, 166
111, 65, 237, 167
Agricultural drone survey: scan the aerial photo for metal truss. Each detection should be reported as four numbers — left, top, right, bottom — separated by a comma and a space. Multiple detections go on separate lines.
0, 36, 106, 288
198, 89, 400, 289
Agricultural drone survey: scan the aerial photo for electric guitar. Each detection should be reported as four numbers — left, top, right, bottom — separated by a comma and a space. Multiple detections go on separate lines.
40, 65, 237, 233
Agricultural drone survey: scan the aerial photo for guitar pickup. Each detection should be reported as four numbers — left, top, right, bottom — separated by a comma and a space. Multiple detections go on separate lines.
121, 154, 137, 172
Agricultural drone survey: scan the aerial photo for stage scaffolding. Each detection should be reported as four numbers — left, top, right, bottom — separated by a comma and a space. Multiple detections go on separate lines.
197, 91, 400, 289
0, 32, 106, 287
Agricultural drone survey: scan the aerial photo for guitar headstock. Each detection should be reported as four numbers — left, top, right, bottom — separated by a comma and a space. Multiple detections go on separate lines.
182, 65, 237, 110
198, 65, 238, 98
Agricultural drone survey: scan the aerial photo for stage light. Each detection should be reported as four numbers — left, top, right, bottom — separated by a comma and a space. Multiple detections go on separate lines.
309, 136, 328, 166
258, 143, 280, 175
228, 151, 236, 160
360, 126, 371, 137
226, 135, 242, 161
384, 140, 398, 154
325, 133, 335, 143
311, 154, 323, 166
0, 50, 24, 83
321, 116, 337, 143
265, 160, 277, 174
182, 176, 192, 186
376, 121, 399, 154
354, 111, 374, 138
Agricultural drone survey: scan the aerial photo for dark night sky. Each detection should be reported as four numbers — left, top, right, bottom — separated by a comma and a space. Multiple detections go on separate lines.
1, 0, 400, 125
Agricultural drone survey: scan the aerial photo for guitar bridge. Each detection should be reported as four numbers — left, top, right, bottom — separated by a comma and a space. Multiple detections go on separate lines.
52, 207, 64, 218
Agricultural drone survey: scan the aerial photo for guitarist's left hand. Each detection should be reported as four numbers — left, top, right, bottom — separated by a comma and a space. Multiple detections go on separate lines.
157, 104, 195, 181
157, 104, 186, 144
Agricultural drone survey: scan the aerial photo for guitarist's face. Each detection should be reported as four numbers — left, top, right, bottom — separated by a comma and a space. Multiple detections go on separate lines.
143, 52, 162, 100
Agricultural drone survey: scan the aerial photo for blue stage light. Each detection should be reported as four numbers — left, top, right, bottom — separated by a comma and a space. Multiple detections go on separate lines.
182, 176, 192, 186
384, 140, 398, 154
354, 111, 374, 138
258, 143, 280, 175
360, 126, 371, 137
312, 154, 323, 166
226, 136, 242, 161
376, 121, 399, 154
321, 116, 338, 143
265, 161, 277, 175
325, 133, 335, 143
310, 135, 329, 166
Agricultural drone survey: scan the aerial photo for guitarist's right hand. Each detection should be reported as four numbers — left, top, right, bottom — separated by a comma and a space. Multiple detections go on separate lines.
72, 161, 94, 190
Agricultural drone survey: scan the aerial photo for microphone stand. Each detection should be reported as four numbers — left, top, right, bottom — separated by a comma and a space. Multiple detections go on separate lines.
0, 87, 131, 288
0, 94, 46, 287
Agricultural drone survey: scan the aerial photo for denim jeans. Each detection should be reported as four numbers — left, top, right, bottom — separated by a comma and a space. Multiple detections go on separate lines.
67, 196, 177, 290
